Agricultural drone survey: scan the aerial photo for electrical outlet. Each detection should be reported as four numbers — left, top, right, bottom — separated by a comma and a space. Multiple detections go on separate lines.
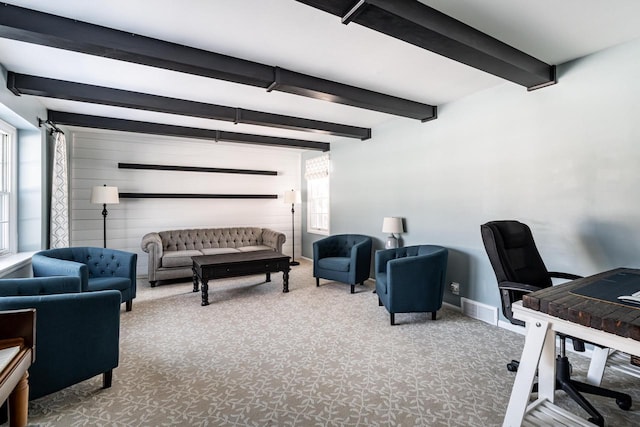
450, 282, 460, 295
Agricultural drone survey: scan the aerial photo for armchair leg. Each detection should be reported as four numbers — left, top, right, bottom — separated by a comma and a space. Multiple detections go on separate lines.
432, 312, 436, 320
378, 297, 382, 306
103, 370, 113, 389
126, 300, 132, 312
390, 313, 395, 326
315, 278, 319, 287
350, 284, 355, 294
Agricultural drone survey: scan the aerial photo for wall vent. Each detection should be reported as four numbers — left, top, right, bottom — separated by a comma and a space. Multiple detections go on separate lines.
461, 297, 498, 326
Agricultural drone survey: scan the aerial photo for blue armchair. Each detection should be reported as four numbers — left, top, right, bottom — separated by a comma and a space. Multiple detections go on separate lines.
32, 247, 137, 311
0, 276, 121, 400
375, 245, 448, 325
313, 234, 373, 293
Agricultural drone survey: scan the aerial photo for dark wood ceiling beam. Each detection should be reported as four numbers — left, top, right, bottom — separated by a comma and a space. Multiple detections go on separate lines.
46, 111, 331, 151
0, 3, 436, 120
296, 0, 556, 90
8, 72, 369, 139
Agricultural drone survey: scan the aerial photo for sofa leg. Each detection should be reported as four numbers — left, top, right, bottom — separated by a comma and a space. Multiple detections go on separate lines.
432, 311, 436, 320
150, 281, 157, 288
315, 278, 319, 287
350, 284, 355, 294
390, 313, 395, 326
126, 300, 132, 312
103, 370, 113, 389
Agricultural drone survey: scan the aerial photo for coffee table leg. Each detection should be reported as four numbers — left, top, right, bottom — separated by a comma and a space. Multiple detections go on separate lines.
283, 269, 290, 293
201, 279, 209, 306
192, 268, 199, 292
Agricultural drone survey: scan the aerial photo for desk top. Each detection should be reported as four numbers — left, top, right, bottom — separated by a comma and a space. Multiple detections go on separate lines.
522, 268, 640, 342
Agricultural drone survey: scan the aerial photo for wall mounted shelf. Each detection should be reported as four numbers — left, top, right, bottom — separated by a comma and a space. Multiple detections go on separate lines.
118, 162, 277, 176
119, 193, 277, 199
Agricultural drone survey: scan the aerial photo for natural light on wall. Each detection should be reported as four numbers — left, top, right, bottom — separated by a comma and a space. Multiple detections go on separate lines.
305, 154, 330, 235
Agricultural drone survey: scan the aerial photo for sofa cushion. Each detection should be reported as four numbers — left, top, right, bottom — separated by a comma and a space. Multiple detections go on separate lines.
162, 250, 202, 268
317, 257, 351, 272
236, 245, 273, 252
88, 277, 131, 293
200, 248, 241, 256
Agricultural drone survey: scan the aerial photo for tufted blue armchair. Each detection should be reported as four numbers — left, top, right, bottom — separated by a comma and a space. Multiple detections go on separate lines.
31, 247, 137, 311
375, 245, 448, 325
0, 276, 121, 400
313, 234, 373, 293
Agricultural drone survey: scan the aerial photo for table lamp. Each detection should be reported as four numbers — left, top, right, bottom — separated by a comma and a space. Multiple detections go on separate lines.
382, 217, 404, 249
91, 184, 119, 248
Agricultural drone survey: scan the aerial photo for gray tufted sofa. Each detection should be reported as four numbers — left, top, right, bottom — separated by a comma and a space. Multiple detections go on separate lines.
141, 227, 286, 287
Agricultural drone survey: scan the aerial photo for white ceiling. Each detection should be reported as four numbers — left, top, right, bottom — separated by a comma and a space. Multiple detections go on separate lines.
2, 0, 640, 146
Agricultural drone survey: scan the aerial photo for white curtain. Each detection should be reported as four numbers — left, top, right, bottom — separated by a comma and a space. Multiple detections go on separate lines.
50, 131, 69, 248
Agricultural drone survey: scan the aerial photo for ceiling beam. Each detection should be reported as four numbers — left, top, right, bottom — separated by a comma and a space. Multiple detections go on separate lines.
0, 3, 436, 121
46, 111, 331, 151
296, 0, 556, 90
8, 72, 370, 140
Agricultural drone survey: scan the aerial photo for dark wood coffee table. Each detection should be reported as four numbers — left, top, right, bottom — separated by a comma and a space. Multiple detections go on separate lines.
192, 250, 291, 306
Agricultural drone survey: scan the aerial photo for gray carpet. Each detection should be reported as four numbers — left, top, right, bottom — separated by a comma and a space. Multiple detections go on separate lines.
23, 260, 640, 426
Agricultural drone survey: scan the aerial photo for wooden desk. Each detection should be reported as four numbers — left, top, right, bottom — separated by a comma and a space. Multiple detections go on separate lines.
0, 309, 36, 427
503, 268, 640, 426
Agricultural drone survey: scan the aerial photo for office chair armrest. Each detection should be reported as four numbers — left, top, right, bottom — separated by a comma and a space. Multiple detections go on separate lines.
549, 271, 582, 280
498, 281, 541, 294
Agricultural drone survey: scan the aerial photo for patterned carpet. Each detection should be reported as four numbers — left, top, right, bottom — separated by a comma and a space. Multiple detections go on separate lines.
23, 260, 640, 426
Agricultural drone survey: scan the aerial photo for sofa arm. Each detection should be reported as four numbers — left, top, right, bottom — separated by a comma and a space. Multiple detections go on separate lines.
141, 232, 163, 281
0, 276, 82, 297
32, 253, 89, 291
261, 228, 286, 252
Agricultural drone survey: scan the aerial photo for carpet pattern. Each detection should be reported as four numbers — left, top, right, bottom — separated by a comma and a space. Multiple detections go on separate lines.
22, 260, 640, 426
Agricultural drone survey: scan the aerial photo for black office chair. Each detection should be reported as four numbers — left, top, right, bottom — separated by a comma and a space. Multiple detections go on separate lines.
481, 220, 631, 426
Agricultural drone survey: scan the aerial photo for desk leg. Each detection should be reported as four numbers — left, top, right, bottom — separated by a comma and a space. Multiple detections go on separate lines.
503, 319, 550, 427
283, 269, 290, 293
538, 329, 557, 402
8, 371, 28, 427
201, 279, 209, 306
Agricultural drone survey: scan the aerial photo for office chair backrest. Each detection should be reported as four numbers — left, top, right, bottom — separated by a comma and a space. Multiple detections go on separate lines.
481, 220, 553, 324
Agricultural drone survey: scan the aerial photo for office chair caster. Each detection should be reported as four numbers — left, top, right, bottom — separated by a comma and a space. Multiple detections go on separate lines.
507, 360, 519, 372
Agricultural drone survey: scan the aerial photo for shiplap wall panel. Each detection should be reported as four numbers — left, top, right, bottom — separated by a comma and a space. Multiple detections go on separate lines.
69, 130, 302, 279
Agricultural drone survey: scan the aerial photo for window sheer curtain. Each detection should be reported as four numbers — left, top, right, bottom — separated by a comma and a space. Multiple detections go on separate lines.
49, 131, 69, 248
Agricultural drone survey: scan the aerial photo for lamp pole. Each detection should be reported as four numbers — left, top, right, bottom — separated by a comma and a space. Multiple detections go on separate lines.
290, 201, 299, 266
101, 203, 108, 248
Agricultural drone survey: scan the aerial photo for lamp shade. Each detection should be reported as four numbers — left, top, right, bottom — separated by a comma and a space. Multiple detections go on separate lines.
283, 189, 301, 204
91, 185, 120, 205
382, 217, 403, 234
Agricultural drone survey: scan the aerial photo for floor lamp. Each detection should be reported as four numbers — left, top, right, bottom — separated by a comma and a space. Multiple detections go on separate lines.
284, 189, 301, 266
90, 185, 119, 248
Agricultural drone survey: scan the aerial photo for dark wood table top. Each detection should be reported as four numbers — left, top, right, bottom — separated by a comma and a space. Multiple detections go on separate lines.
522, 268, 640, 341
192, 250, 289, 268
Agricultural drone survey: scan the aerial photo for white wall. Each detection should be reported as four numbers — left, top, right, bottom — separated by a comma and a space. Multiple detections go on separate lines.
69, 130, 302, 277
324, 37, 640, 312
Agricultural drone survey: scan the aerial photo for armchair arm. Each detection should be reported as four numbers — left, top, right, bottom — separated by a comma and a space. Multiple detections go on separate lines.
141, 232, 163, 282
498, 281, 542, 294
0, 276, 81, 297
349, 238, 372, 283
261, 228, 286, 252
386, 255, 442, 303
375, 248, 397, 274
31, 254, 89, 291
549, 271, 582, 281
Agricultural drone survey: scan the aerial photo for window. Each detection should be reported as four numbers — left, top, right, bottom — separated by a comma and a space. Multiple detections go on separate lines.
305, 154, 330, 235
0, 119, 16, 255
